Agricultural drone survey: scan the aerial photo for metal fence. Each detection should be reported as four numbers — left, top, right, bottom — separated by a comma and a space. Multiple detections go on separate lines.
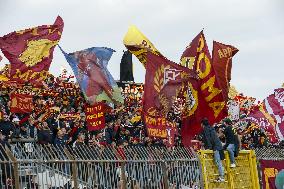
255, 147, 284, 160
0, 143, 202, 189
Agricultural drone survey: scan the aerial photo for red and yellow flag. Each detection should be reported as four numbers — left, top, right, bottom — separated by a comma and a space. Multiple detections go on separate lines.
212, 41, 238, 101
180, 31, 227, 128
123, 25, 163, 67
0, 16, 64, 85
144, 52, 202, 141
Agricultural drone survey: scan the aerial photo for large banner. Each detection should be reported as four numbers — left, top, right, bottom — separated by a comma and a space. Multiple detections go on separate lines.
247, 88, 284, 143
10, 93, 34, 113
260, 160, 284, 189
180, 31, 228, 127
144, 52, 200, 141
0, 16, 64, 85
85, 103, 106, 131
59, 46, 123, 105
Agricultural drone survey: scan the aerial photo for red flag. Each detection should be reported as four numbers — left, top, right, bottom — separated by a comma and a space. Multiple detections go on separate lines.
85, 102, 106, 131
212, 41, 238, 100
180, 31, 227, 127
10, 93, 34, 113
246, 88, 284, 143
180, 31, 203, 69
144, 52, 201, 141
0, 16, 64, 85
266, 89, 284, 141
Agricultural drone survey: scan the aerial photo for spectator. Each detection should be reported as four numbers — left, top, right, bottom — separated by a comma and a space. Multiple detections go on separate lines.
200, 118, 225, 182
54, 130, 67, 146
0, 115, 14, 139
223, 118, 239, 168
73, 132, 85, 147
37, 122, 53, 145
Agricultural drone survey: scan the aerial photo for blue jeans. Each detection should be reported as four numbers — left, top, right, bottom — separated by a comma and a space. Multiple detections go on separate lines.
227, 144, 236, 164
214, 150, 224, 177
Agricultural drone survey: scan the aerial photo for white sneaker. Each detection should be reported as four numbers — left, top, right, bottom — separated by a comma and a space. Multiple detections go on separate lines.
230, 163, 236, 168
215, 177, 225, 182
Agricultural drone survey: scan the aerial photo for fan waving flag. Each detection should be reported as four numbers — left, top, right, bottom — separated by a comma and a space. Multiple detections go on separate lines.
59, 46, 123, 105
0, 16, 64, 85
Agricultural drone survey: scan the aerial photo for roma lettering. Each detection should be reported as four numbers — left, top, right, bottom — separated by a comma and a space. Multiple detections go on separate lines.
196, 37, 226, 118
201, 76, 222, 102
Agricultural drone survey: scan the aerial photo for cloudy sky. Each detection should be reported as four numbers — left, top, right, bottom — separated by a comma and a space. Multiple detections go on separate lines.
0, 0, 283, 100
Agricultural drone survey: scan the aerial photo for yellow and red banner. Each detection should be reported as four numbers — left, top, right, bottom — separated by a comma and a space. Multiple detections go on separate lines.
10, 93, 34, 113
123, 25, 162, 67
144, 52, 202, 141
85, 103, 106, 131
0, 16, 64, 85
180, 31, 227, 126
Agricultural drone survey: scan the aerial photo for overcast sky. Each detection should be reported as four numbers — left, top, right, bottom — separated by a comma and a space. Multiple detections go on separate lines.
0, 0, 283, 100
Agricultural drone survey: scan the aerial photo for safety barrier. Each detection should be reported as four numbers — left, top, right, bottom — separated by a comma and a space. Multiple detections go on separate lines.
198, 150, 260, 189
2, 142, 281, 189
0, 143, 203, 189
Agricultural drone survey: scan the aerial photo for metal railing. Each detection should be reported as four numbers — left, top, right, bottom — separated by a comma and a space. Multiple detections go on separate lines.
255, 147, 284, 160
0, 143, 203, 189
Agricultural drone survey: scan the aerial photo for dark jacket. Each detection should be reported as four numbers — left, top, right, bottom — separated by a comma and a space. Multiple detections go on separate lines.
224, 125, 240, 157
201, 125, 225, 160
224, 126, 238, 145
201, 125, 223, 151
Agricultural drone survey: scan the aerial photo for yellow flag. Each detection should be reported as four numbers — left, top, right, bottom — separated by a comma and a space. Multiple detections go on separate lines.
123, 25, 162, 67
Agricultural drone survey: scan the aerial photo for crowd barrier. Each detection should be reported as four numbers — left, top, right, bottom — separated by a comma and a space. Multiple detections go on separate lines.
1, 143, 283, 189
0, 143, 202, 189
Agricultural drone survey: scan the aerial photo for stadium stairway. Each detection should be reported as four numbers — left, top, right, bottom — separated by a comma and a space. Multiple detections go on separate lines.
198, 150, 260, 189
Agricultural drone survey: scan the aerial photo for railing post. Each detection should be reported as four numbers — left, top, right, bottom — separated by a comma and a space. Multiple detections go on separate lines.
5, 146, 20, 189
120, 162, 127, 189
191, 147, 205, 189
64, 148, 79, 189
113, 147, 127, 189
161, 161, 169, 189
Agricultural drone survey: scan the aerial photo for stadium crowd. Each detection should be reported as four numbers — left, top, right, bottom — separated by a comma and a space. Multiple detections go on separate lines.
0, 73, 283, 151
